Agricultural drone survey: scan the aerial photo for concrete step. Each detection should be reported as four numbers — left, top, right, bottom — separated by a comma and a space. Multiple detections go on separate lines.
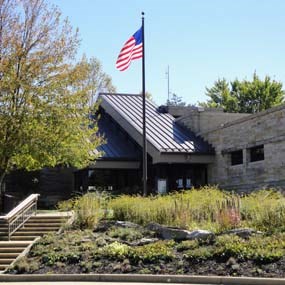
0, 258, 14, 264
0, 241, 31, 247
10, 236, 37, 241
18, 227, 59, 232
24, 223, 62, 227
29, 217, 68, 221
0, 264, 9, 271
12, 231, 50, 236
0, 252, 19, 258
0, 247, 25, 253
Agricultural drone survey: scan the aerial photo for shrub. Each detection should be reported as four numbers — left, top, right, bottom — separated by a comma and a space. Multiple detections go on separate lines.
184, 246, 216, 261
58, 191, 110, 229
109, 187, 233, 232
216, 234, 285, 262
12, 257, 39, 273
129, 241, 175, 263
108, 227, 143, 241
241, 189, 285, 232
176, 240, 199, 252
99, 242, 130, 260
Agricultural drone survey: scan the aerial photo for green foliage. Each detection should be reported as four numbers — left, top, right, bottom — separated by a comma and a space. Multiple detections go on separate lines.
110, 187, 239, 232
0, 0, 115, 191
166, 93, 186, 106
109, 187, 285, 234
240, 189, 285, 233
201, 73, 284, 113
216, 234, 285, 262
58, 191, 110, 229
184, 246, 216, 261
130, 241, 175, 263
99, 242, 130, 260
108, 227, 143, 242
176, 240, 199, 252
13, 257, 39, 273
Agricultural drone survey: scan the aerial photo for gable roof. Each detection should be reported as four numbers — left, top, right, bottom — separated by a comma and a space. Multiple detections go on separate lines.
99, 93, 214, 157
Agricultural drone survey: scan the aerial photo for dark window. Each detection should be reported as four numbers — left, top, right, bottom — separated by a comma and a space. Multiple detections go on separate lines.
230, 150, 243, 165
250, 145, 264, 162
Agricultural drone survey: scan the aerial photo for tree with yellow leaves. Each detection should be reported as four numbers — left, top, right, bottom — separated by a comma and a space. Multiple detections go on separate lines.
0, 0, 114, 197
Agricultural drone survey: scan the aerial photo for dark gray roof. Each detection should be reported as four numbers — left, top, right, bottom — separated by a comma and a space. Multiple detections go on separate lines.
99, 93, 213, 154
96, 112, 141, 160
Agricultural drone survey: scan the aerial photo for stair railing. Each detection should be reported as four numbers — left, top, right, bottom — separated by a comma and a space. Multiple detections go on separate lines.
0, 194, 40, 241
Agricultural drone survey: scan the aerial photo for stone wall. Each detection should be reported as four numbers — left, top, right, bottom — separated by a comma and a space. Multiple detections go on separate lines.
178, 105, 285, 192
175, 108, 249, 134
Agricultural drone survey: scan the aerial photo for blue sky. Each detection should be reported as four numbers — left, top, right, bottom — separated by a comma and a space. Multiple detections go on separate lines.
52, 0, 285, 105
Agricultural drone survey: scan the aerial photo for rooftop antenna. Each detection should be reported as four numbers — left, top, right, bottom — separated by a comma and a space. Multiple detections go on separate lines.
166, 65, 170, 103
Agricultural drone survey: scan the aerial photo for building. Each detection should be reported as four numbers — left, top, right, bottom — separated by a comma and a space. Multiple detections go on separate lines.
75, 93, 215, 195
175, 103, 285, 192
4, 93, 285, 209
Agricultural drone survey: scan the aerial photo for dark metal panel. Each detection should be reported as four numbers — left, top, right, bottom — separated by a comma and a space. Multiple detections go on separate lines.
99, 93, 213, 154
97, 112, 141, 159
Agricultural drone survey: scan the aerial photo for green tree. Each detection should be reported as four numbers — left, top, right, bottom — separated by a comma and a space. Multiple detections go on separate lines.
167, 93, 186, 106
0, 0, 114, 195
201, 73, 284, 113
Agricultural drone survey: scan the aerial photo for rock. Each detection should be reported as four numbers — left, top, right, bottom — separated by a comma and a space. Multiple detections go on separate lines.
227, 257, 237, 266
133, 237, 159, 246
231, 264, 240, 271
114, 220, 141, 228
146, 222, 214, 241
93, 220, 116, 232
224, 228, 262, 238
186, 230, 215, 241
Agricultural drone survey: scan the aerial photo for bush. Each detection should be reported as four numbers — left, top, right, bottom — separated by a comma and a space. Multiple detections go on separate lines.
215, 234, 285, 262
109, 187, 285, 234
109, 187, 234, 232
241, 189, 285, 233
58, 191, 110, 229
129, 240, 175, 263
108, 227, 143, 241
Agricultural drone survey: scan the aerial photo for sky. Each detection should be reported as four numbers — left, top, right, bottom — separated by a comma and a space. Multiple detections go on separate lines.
51, 0, 285, 106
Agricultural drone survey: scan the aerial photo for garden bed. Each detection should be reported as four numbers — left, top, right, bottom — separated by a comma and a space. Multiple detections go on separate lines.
9, 220, 285, 277
9, 188, 285, 277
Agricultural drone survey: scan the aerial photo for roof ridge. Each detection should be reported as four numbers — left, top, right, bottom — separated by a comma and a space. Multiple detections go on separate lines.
100, 92, 140, 97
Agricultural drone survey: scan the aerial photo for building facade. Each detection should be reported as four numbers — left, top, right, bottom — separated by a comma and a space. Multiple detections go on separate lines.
4, 93, 285, 209
175, 104, 285, 193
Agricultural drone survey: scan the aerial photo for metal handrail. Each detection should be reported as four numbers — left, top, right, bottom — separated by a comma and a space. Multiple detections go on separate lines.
0, 194, 40, 240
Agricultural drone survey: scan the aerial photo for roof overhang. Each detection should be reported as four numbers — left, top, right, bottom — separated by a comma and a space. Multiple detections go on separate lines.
152, 153, 215, 164
90, 160, 140, 169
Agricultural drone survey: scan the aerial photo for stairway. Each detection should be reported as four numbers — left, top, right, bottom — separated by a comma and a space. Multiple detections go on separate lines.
0, 213, 71, 272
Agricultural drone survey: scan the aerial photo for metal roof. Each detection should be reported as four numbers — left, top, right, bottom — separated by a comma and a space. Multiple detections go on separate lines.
96, 112, 141, 160
99, 93, 213, 154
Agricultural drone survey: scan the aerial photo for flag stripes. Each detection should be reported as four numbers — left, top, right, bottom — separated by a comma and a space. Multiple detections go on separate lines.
116, 27, 143, 71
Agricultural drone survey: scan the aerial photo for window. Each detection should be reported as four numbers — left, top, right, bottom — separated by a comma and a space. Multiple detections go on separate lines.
250, 145, 264, 162
230, 150, 243, 165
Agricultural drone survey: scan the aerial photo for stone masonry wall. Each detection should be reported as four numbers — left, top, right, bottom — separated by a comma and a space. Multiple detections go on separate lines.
179, 105, 285, 192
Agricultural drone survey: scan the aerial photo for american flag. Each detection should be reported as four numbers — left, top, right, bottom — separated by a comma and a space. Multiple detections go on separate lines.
116, 27, 143, 71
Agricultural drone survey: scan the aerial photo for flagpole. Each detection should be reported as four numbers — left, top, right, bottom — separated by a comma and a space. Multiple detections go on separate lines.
142, 12, 147, 196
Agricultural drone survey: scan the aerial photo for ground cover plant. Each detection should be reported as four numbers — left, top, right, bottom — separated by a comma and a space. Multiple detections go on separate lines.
10, 224, 285, 276
10, 187, 285, 277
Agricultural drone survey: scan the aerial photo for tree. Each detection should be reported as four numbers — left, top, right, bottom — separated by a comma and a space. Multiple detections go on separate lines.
201, 73, 284, 113
166, 93, 186, 106
0, 0, 114, 195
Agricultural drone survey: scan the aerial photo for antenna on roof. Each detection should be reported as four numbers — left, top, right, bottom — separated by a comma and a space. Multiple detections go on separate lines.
166, 65, 170, 103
